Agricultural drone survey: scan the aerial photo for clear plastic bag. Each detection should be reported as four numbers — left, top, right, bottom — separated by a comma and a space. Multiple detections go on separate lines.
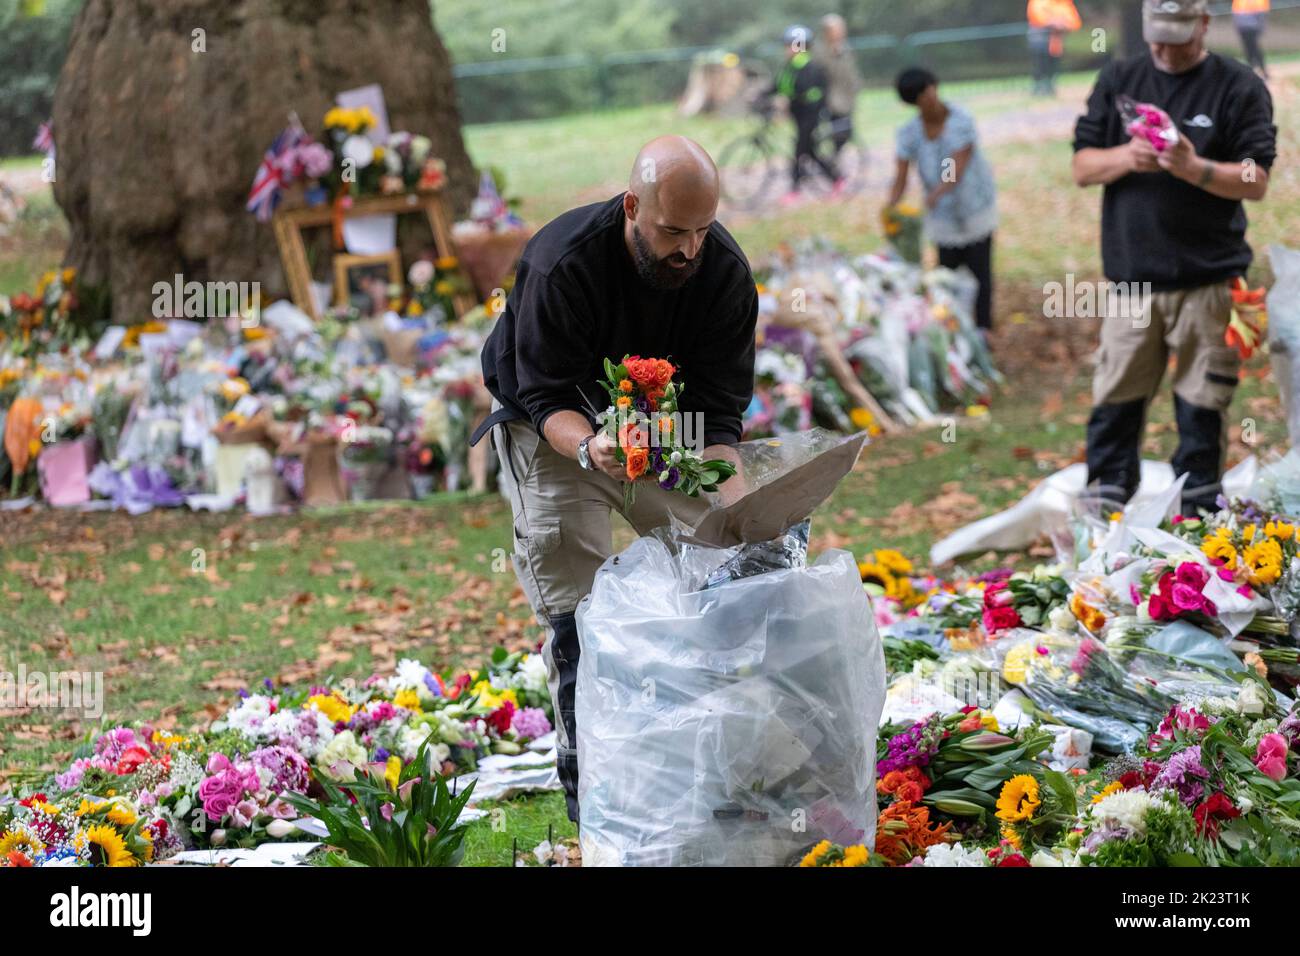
575, 534, 885, 867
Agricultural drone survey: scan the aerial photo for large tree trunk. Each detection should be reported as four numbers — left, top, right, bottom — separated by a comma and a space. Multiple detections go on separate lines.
52, 0, 474, 320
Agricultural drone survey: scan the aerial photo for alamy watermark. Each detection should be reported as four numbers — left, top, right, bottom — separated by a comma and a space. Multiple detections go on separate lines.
598, 409, 708, 455
1043, 273, 1153, 327
152, 274, 260, 326
1, 665, 103, 719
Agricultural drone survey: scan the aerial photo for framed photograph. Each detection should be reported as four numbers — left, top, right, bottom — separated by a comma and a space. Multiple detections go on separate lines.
333, 251, 402, 311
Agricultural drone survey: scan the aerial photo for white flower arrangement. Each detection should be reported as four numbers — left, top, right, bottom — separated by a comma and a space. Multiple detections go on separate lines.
920, 842, 989, 867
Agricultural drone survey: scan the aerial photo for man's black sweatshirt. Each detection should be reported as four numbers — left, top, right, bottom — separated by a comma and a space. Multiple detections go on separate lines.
471, 195, 758, 448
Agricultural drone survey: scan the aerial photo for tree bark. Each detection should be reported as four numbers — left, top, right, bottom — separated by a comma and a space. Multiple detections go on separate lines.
52, 0, 474, 320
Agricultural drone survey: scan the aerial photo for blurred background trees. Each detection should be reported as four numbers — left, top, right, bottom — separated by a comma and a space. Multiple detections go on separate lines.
1, 0, 1140, 154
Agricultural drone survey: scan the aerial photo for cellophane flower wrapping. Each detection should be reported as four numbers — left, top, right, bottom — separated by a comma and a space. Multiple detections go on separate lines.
575, 430, 884, 866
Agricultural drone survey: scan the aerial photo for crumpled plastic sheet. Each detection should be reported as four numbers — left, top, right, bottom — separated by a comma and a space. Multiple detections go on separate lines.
575, 535, 885, 867
930, 457, 1258, 566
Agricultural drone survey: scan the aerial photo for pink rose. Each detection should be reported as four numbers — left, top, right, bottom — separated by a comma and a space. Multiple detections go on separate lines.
205, 753, 232, 775
201, 790, 236, 823
1175, 562, 1208, 589
1256, 733, 1289, 782
1148, 593, 1173, 622
982, 605, 1022, 633
1170, 582, 1205, 613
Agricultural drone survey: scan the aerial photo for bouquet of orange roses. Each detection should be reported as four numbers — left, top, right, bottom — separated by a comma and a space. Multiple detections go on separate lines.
597, 354, 737, 509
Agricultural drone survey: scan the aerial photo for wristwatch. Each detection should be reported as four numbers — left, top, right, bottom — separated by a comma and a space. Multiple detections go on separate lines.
577, 435, 595, 471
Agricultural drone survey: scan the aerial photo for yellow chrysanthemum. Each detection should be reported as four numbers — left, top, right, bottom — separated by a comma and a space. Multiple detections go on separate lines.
308, 693, 357, 724
84, 824, 138, 867
0, 830, 44, 857
995, 774, 1041, 823
1092, 781, 1124, 803
799, 839, 834, 867
393, 688, 422, 713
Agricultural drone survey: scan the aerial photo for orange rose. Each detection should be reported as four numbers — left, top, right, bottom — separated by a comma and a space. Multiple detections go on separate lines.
624, 357, 655, 387
896, 781, 925, 803
625, 446, 649, 480
651, 359, 675, 388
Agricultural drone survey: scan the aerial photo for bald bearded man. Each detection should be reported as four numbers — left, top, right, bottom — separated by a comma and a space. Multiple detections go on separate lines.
470, 136, 758, 822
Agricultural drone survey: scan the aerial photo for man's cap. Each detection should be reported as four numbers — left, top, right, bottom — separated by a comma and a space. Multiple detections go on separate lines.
1143, 0, 1209, 44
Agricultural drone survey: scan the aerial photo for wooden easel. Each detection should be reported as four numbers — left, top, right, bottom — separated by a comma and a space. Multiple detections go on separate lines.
272, 189, 477, 321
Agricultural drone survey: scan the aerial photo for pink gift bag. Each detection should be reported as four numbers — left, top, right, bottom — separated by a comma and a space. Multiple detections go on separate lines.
38, 436, 96, 507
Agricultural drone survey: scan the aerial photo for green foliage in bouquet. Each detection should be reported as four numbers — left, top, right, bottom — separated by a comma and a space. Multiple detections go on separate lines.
282, 738, 475, 867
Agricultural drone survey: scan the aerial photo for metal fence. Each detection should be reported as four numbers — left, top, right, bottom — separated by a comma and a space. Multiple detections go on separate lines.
452, 1, 1300, 124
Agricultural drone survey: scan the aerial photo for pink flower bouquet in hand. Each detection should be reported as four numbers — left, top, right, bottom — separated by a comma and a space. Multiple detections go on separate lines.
1117, 95, 1178, 153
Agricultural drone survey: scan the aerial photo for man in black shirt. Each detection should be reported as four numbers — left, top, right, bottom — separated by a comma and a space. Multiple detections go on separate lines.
1072, 0, 1276, 515
471, 135, 757, 821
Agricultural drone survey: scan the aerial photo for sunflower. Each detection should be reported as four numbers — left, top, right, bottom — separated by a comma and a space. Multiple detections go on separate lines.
84, 824, 138, 867
76, 798, 108, 817
1000, 826, 1022, 850
1265, 520, 1295, 542
106, 804, 137, 828
0, 830, 44, 858
1243, 538, 1284, 587
1201, 527, 1237, 567
995, 774, 1041, 823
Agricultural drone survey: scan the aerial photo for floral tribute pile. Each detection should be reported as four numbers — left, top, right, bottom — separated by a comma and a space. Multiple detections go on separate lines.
834, 486, 1300, 867
0, 650, 552, 867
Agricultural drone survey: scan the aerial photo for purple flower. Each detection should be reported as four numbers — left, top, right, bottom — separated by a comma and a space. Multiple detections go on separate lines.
511, 707, 552, 741
658, 467, 681, 491
1151, 745, 1209, 806
422, 672, 442, 697
374, 747, 390, 763
94, 727, 140, 762
877, 715, 945, 776
250, 745, 311, 794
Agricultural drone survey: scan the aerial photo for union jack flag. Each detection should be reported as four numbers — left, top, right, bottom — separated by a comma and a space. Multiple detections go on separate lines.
246, 123, 308, 222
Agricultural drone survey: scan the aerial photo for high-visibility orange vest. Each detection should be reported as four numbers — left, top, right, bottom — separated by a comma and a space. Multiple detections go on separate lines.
1029, 0, 1081, 55
1233, 0, 1270, 14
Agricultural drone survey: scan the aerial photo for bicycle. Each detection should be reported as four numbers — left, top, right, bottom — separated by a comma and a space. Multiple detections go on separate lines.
718, 103, 869, 210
